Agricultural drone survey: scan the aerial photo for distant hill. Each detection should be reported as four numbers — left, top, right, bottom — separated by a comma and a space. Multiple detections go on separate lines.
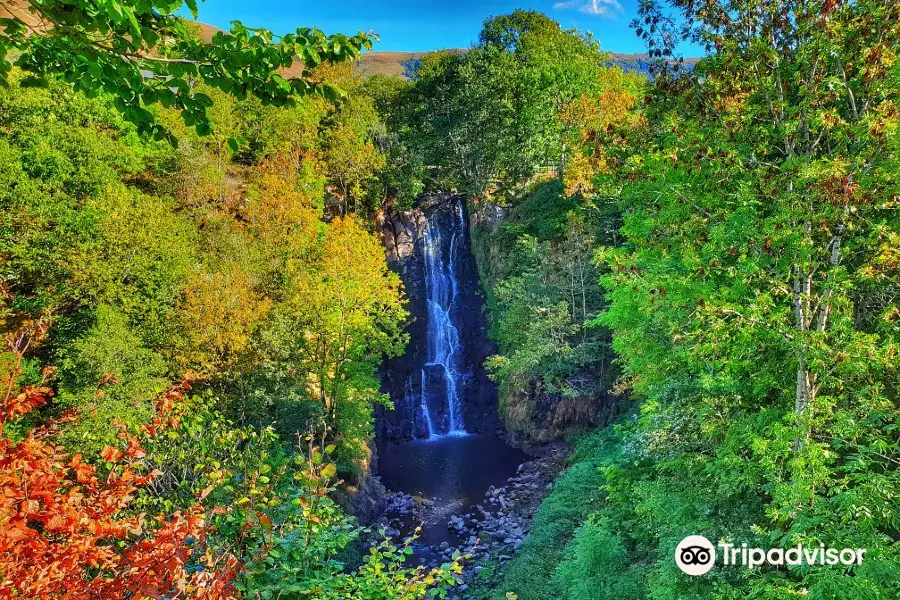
355, 50, 700, 79
191, 22, 695, 80
355, 50, 468, 78
0, 0, 41, 31
608, 53, 700, 75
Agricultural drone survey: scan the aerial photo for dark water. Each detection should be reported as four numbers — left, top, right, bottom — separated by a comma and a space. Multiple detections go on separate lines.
379, 433, 526, 545
380, 433, 526, 501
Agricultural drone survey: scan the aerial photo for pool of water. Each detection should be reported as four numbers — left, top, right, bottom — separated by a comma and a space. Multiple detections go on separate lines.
379, 433, 527, 545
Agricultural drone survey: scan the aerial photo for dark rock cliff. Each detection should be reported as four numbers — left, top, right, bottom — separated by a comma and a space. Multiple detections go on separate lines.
376, 194, 499, 442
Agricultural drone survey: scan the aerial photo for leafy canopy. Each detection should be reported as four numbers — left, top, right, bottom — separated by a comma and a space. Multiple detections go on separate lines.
0, 0, 374, 140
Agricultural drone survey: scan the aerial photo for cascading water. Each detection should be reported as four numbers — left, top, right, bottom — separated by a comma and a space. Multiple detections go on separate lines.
419, 371, 435, 436
379, 194, 499, 442
378, 195, 527, 549
419, 200, 467, 437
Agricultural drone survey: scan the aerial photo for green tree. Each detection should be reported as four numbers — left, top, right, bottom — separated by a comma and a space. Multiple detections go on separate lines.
261, 215, 407, 470
492, 4, 898, 600
397, 10, 610, 195
320, 90, 386, 216
485, 213, 611, 440
395, 50, 500, 192
582, 0, 900, 597
478, 10, 609, 179
363, 74, 425, 209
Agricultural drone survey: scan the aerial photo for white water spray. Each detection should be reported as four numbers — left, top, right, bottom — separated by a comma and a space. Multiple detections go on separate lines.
419, 200, 467, 437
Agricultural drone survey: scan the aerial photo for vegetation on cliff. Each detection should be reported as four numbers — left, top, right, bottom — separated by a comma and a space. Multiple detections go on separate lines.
383, 10, 645, 442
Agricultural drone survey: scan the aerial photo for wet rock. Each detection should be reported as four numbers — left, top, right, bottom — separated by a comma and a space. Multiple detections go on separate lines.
377, 195, 500, 443
377, 442, 570, 600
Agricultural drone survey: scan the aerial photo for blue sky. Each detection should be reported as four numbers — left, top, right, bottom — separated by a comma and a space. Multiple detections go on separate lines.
192, 0, 673, 54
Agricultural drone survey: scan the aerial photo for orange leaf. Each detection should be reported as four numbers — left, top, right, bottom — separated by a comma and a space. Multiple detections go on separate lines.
101, 446, 125, 463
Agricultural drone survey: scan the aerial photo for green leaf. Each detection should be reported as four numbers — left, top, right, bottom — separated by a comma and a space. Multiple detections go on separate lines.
271, 74, 291, 93
194, 92, 214, 108
195, 121, 212, 136
19, 76, 49, 89
184, 0, 199, 19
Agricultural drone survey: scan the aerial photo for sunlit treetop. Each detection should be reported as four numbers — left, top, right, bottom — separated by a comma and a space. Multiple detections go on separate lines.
0, 0, 375, 142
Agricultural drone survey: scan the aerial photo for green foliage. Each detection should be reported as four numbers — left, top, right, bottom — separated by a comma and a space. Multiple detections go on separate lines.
395, 10, 612, 194
511, 180, 579, 240
551, 516, 645, 600
493, 427, 615, 600
474, 180, 617, 441
54, 305, 168, 454
129, 392, 459, 599
0, 5, 450, 599
364, 74, 425, 209
493, 2, 900, 600
0, 68, 406, 471
320, 78, 387, 215
0, 76, 189, 449
0, 0, 374, 140
603, 2, 899, 594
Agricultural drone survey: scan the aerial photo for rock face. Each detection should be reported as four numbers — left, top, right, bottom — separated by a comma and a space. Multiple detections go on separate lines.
377, 194, 498, 441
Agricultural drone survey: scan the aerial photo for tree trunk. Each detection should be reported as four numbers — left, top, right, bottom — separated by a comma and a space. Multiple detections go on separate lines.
793, 223, 843, 451
793, 263, 813, 451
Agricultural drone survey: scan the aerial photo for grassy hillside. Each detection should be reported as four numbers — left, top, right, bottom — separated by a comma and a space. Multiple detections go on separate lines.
354, 49, 467, 77
355, 50, 699, 78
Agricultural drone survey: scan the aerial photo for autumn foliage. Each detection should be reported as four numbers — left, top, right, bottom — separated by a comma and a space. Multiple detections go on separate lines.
0, 324, 237, 600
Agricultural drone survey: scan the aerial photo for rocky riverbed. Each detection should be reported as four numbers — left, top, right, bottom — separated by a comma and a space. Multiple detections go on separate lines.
377, 444, 568, 599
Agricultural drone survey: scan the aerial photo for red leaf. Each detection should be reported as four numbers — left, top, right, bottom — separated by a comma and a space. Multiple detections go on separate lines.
101, 446, 125, 463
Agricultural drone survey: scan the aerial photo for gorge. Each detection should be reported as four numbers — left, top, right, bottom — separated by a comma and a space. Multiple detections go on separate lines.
376, 195, 529, 551
3, 3, 896, 598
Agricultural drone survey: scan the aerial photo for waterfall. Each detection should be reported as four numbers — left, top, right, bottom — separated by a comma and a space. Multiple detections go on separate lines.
418, 371, 435, 437
379, 194, 498, 443
403, 374, 434, 438
419, 200, 467, 437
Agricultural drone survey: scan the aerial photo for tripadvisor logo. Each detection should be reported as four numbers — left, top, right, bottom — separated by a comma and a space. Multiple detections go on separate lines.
675, 536, 866, 576
675, 536, 716, 575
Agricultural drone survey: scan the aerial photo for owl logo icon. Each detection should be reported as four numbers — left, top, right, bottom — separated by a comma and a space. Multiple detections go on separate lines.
675, 535, 716, 575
